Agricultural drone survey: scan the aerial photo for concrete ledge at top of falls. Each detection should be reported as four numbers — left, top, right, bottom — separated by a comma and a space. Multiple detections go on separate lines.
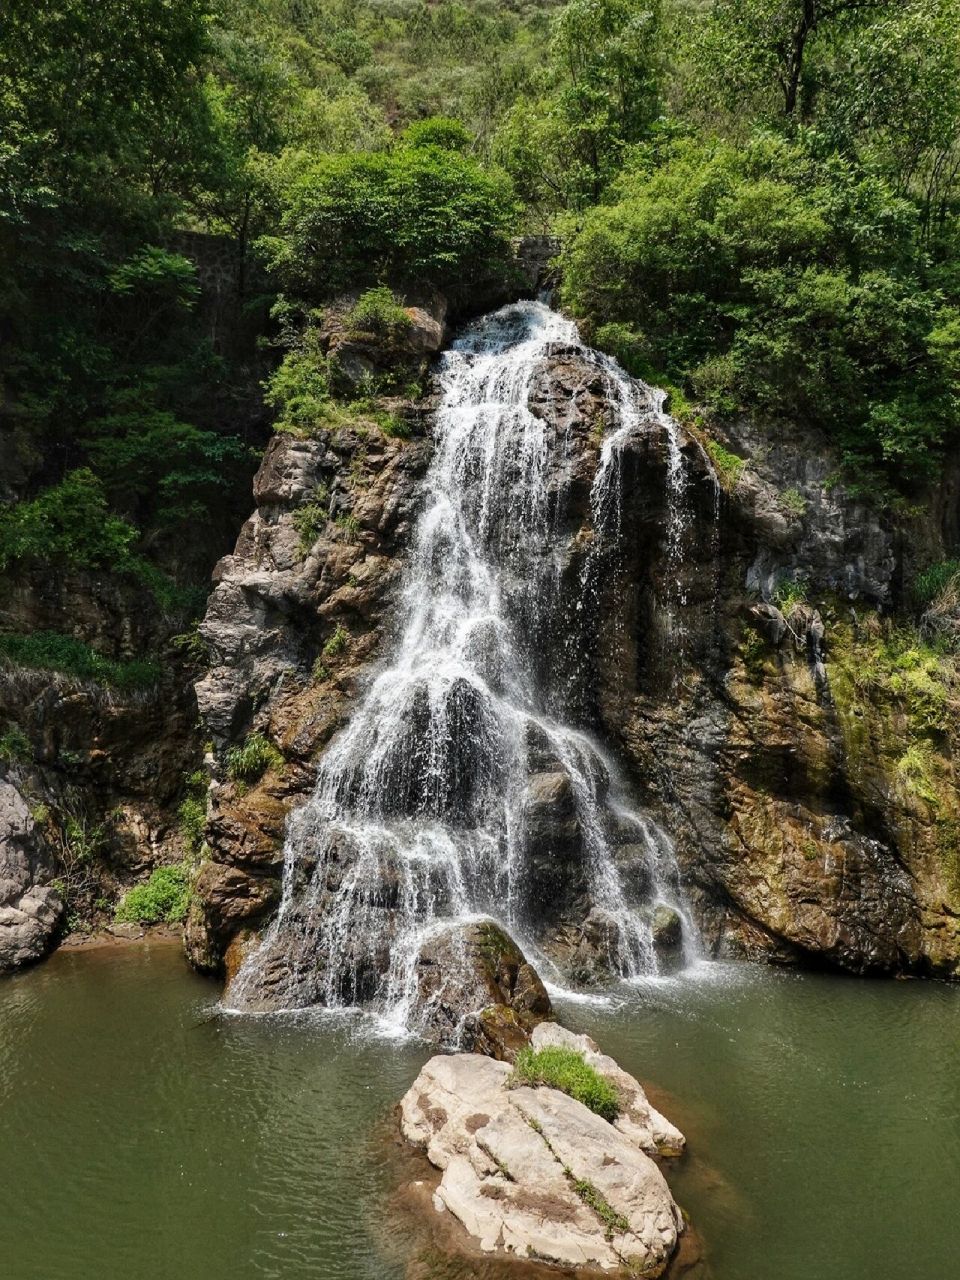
399, 1023, 686, 1277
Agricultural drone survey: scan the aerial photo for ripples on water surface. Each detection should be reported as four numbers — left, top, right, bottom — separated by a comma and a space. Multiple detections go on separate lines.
1, 944, 958, 1279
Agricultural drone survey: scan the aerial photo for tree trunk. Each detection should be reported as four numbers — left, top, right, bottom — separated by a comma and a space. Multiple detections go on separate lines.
783, 0, 817, 116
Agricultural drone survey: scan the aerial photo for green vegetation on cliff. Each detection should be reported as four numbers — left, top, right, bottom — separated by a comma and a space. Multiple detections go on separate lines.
115, 864, 192, 925
2, 0, 960, 668
0, 631, 161, 691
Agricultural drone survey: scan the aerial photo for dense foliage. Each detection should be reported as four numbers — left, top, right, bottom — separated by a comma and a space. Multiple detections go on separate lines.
114, 864, 192, 924
564, 133, 960, 485
2, 0, 960, 613
263, 140, 517, 298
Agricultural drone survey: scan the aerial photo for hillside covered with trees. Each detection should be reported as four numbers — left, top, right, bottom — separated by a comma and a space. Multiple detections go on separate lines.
3, 0, 960, 611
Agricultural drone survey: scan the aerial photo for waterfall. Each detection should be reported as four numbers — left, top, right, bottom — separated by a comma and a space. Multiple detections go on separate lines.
226, 301, 697, 1028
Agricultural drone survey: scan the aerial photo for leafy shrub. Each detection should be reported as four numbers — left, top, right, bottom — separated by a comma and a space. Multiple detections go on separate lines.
333, 512, 360, 541
347, 287, 411, 337
0, 725, 30, 764
114, 864, 191, 925
781, 487, 807, 517
594, 322, 655, 381
108, 246, 199, 307
226, 732, 284, 782
265, 147, 517, 298
376, 411, 411, 439
510, 1046, 620, 1122
81, 409, 250, 534
178, 771, 207, 857
293, 491, 330, 553
0, 631, 160, 690
322, 624, 350, 658
170, 623, 210, 665
773, 578, 809, 614
0, 470, 139, 573
265, 330, 335, 436
178, 797, 205, 856
401, 116, 473, 153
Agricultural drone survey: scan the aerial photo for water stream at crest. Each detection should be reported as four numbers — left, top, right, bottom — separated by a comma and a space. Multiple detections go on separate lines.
227, 301, 697, 1030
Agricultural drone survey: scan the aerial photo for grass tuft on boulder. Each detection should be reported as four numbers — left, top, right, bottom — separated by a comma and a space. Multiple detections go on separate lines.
510, 1045, 620, 1122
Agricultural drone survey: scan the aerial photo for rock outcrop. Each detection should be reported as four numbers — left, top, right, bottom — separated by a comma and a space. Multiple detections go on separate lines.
581, 407, 960, 976
187, 410, 434, 972
189, 301, 960, 998
399, 1024, 685, 1276
415, 921, 553, 1055
0, 777, 63, 971
0, 566, 201, 966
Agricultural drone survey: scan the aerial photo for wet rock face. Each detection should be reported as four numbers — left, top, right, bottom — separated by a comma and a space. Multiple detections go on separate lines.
193, 314, 960, 997
416, 921, 552, 1055
188, 417, 433, 972
581, 405, 960, 979
0, 778, 63, 971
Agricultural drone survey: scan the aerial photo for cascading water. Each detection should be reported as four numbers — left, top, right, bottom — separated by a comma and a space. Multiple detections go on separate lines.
226, 301, 697, 1030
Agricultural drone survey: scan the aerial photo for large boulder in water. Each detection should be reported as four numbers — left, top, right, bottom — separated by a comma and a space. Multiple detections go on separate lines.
399, 1042, 685, 1275
414, 919, 552, 1055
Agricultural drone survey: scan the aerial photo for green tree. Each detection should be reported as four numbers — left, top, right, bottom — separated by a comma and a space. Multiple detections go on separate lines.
495, 0, 663, 210
688, 0, 905, 121
563, 132, 958, 488
264, 145, 518, 298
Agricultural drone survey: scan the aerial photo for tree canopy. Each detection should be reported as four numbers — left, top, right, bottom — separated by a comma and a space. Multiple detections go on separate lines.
1, 0, 959, 598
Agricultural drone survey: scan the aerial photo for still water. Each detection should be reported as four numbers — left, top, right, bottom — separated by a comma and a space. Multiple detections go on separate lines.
1, 943, 957, 1280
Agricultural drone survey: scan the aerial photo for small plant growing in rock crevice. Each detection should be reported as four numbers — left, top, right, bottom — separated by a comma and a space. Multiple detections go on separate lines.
322, 624, 350, 659
773, 577, 809, 614
293, 487, 330, 553
177, 769, 208, 857
170, 622, 210, 666
740, 625, 768, 680
334, 511, 360, 542
510, 1046, 620, 1122
705, 438, 746, 491
780, 487, 807, 517
0, 724, 30, 764
569, 1175, 630, 1240
226, 732, 284, 783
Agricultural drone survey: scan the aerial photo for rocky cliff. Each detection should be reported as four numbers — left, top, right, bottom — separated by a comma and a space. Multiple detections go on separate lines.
4, 286, 957, 994
0, 566, 202, 966
185, 397, 434, 973
187, 306, 960, 1005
